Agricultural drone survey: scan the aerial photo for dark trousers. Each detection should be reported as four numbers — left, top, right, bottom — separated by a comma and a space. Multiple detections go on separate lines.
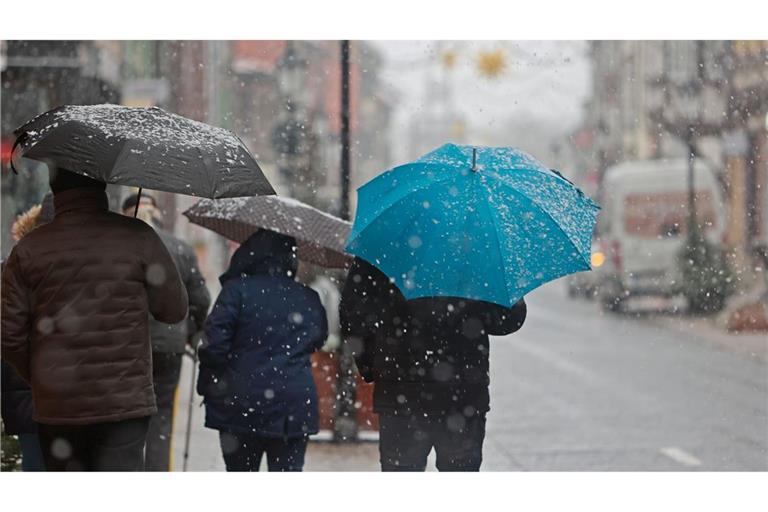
219, 431, 308, 471
146, 352, 182, 471
378, 411, 486, 471
38, 416, 150, 471
19, 433, 45, 472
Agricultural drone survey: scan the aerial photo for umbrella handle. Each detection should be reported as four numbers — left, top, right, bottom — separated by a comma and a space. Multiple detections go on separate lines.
9, 136, 24, 175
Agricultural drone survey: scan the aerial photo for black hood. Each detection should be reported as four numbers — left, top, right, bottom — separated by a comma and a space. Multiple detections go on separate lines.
220, 229, 298, 284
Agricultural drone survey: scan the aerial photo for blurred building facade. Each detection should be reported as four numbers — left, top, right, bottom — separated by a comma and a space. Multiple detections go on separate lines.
229, 40, 393, 214
1, 40, 393, 281
407, 52, 467, 161
568, 41, 768, 262
1, 40, 121, 256
108, 40, 395, 289
351, 43, 395, 202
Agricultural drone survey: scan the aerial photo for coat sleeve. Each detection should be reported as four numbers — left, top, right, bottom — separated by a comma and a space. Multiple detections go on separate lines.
180, 242, 211, 334
477, 298, 527, 336
339, 260, 368, 381
308, 290, 330, 351
143, 227, 188, 324
198, 281, 241, 369
340, 259, 397, 383
352, 338, 376, 383
1, 249, 32, 383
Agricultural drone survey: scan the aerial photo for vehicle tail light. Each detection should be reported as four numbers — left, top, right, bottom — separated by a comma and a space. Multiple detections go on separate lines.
590, 251, 605, 268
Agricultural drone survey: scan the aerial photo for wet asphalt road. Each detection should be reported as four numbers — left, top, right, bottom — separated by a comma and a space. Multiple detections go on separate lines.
173, 282, 768, 471
483, 283, 768, 471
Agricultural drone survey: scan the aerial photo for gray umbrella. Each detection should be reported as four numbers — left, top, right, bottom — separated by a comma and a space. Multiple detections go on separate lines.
183, 196, 352, 268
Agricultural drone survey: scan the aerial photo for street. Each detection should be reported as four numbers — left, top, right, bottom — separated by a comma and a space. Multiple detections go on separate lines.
173, 280, 768, 471
484, 283, 767, 470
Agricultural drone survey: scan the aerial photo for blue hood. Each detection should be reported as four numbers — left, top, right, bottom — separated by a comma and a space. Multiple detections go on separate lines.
220, 229, 298, 284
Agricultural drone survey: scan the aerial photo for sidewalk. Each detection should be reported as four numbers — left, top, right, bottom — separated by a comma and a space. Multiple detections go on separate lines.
647, 313, 768, 363
170, 356, 382, 471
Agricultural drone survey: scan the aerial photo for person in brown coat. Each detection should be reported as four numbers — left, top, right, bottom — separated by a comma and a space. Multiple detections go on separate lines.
1, 167, 188, 471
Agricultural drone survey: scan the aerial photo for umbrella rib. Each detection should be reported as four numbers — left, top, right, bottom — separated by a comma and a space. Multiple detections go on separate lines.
184, 198, 351, 267
488, 169, 587, 216
232, 132, 274, 195
347, 181, 447, 251
194, 145, 215, 198
105, 138, 134, 184
486, 173, 594, 267
475, 179, 514, 306
349, 163, 459, 239
397, 187, 455, 296
480, 180, 593, 304
352, 185, 445, 281
14, 105, 275, 200
488, 173, 600, 262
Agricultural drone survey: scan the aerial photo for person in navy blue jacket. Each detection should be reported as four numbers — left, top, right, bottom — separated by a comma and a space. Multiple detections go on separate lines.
197, 230, 328, 471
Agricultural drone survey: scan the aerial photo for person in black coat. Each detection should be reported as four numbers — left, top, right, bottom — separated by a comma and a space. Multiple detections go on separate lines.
340, 257, 527, 471
121, 193, 211, 471
197, 230, 328, 471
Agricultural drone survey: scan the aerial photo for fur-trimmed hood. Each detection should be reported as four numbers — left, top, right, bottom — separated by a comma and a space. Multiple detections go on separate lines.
10, 193, 54, 242
11, 205, 42, 242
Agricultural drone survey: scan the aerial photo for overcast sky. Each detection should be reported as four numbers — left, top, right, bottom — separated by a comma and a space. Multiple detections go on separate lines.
371, 41, 592, 163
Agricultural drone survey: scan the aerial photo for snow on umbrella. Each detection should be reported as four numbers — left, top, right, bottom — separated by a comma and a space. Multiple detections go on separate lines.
345, 143, 601, 308
11, 104, 275, 199
183, 196, 352, 268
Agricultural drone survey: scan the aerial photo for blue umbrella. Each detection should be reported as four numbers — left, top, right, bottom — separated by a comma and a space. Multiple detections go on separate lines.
345, 143, 600, 308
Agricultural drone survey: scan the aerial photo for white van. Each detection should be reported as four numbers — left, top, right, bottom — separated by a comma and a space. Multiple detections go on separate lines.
596, 158, 727, 311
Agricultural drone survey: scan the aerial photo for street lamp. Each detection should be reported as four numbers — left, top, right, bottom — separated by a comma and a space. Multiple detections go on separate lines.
334, 39, 358, 443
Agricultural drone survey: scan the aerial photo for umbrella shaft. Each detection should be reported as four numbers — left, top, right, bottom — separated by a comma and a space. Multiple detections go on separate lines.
134, 188, 142, 218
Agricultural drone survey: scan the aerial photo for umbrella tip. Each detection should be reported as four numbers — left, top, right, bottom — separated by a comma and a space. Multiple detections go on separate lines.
471, 147, 478, 172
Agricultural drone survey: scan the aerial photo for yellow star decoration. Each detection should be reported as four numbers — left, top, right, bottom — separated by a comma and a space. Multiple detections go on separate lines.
476, 49, 506, 79
451, 120, 466, 139
441, 50, 457, 70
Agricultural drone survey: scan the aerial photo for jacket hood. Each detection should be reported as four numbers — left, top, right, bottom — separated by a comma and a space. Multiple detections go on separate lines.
220, 229, 298, 283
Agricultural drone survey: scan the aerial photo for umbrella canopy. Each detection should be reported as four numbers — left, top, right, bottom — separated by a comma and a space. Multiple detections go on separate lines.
12, 104, 275, 198
184, 196, 352, 268
345, 143, 600, 308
